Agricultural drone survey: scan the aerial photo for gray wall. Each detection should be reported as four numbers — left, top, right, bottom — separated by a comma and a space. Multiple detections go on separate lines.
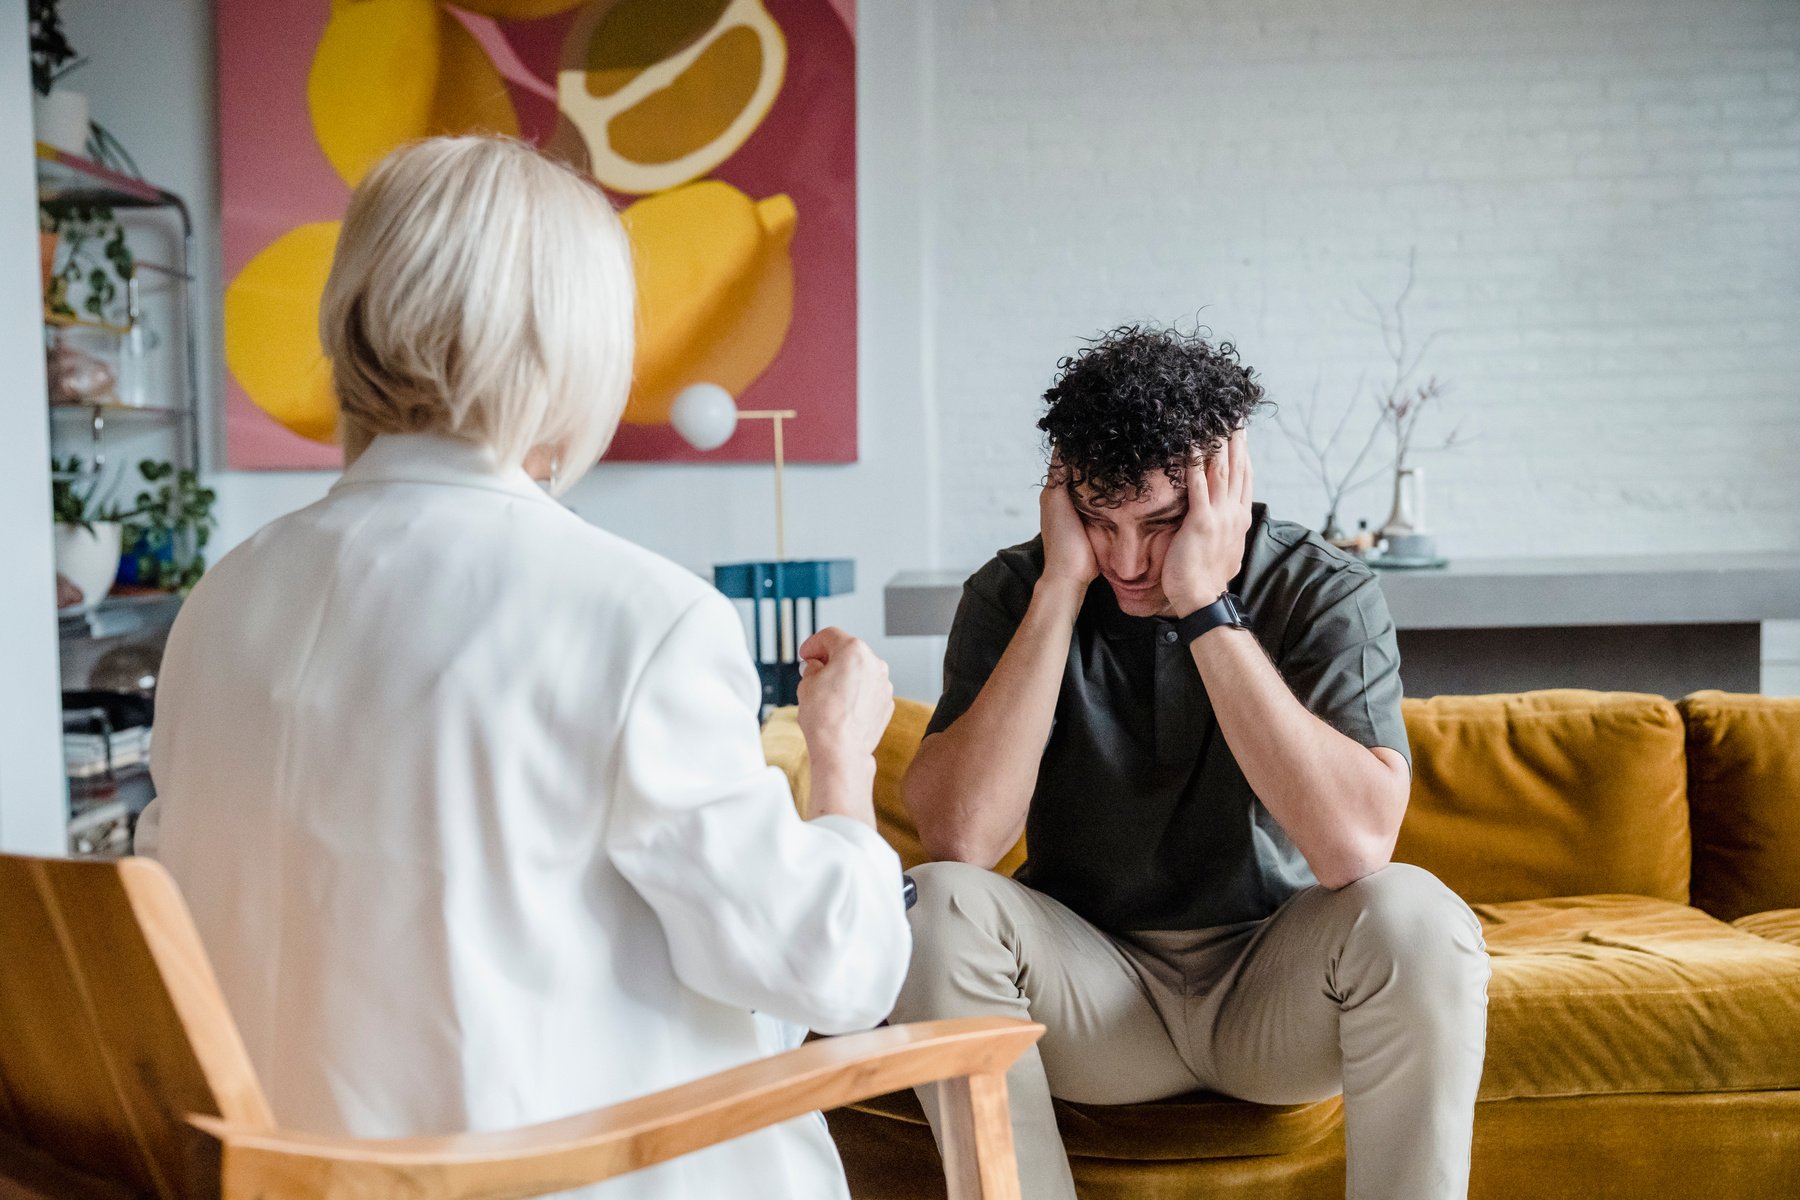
0, 0, 70, 854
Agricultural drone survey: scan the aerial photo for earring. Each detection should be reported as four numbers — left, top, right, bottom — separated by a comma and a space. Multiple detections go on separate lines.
548, 457, 561, 492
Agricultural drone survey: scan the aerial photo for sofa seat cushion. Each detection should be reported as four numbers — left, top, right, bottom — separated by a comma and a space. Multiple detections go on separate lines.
1735, 908, 1800, 949
848, 1085, 1341, 1162
1478, 894, 1800, 1100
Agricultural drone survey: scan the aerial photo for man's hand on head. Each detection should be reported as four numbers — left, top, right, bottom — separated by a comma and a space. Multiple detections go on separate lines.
1040, 452, 1100, 595
1162, 427, 1255, 617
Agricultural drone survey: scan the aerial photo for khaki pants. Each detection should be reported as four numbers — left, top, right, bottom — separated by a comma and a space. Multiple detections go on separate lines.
889, 862, 1490, 1200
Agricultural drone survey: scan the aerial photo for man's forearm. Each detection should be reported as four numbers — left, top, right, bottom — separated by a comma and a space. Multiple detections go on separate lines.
902, 579, 1084, 866
1188, 627, 1409, 888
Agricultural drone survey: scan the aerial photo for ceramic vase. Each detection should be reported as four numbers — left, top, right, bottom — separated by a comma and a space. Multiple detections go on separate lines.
33, 89, 89, 157
53, 520, 122, 615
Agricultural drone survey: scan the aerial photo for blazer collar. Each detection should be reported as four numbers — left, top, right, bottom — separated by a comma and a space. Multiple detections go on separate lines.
333, 433, 553, 504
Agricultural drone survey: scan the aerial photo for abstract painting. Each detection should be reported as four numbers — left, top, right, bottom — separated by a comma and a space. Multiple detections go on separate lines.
218, 0, 857, 467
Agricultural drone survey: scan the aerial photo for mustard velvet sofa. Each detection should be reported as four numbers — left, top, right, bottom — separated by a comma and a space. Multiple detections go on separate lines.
762, 689, 1800, 1200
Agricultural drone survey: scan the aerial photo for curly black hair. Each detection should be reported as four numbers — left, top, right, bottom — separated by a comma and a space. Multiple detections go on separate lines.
1038, 324, 1268, 507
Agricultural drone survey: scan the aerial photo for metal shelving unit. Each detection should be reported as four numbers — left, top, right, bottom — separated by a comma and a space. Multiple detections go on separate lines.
39, 142, 201, 855
38, 141, 202, 483
58, 589, 184, 643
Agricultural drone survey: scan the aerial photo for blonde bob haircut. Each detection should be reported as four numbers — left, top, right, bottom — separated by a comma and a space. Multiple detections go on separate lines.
320, 136, 634, 495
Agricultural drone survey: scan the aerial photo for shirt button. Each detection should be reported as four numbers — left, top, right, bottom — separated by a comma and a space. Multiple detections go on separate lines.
1162, 628, 1179, 644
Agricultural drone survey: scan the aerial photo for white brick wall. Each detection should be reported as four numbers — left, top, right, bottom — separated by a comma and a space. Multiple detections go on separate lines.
930, 0, 1800, 558
923, 0, 1800, 689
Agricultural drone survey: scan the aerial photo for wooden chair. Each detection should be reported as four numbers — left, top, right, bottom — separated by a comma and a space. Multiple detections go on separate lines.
0, 853, 1043, 1199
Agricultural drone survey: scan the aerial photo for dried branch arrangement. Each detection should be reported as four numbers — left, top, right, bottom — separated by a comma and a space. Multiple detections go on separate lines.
1275, 251, 1466, 540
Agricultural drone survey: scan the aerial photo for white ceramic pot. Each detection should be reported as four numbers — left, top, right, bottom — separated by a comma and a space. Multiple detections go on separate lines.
53, 521, 122, 615
33, 89, 89, 157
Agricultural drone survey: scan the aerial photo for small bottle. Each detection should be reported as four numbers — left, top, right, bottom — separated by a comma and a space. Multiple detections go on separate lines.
117, 275, 159, 409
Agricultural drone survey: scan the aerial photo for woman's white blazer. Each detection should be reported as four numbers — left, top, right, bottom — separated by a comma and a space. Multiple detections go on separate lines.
140, 432, 911, 1198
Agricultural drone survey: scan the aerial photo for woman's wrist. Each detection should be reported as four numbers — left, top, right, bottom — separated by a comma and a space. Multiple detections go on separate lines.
806, 749, 879, 824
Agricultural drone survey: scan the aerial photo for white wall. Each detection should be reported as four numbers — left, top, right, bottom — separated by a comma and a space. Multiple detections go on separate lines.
63, 0, 1800, 701
0, 0, 72, 854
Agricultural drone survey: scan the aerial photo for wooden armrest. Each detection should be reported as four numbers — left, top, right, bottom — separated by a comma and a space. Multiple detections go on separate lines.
191, 1016, 1043, 1200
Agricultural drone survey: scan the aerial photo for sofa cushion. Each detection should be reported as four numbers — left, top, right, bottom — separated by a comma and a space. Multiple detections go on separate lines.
1735, 908, 1800, 949
1396, 691, 1690, 904
761, 705, 810, 806
1478, 895, 1800, 1100
848, 1084, 1342, 1162
1679, 691, 1800, 922
762, 700, 1028, 876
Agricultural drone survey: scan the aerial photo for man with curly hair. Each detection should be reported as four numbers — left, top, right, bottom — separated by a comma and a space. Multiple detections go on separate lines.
890, 325, 1489, 1200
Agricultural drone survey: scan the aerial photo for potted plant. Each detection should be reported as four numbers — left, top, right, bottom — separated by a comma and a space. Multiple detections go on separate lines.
41, 199, 134, 326
29, 0, 88, 156
116, 459, 218, 593
51, 456, 124, 614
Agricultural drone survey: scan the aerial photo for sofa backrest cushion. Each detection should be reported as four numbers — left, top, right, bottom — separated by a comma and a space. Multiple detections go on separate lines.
1394, 690, 1690, 904
762, 699, 1028, 876
1679, 691, 1800, 922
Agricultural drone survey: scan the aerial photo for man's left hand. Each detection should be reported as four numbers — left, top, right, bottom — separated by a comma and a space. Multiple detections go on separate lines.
1162, 427, 1254, 616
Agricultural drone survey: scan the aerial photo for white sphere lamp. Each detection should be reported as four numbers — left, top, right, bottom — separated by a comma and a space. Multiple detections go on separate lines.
671, 382, 739, 452
669, 381, 798, 560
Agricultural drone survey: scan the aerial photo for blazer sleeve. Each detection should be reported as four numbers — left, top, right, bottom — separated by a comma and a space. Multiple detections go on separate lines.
606, 591, 912, 1034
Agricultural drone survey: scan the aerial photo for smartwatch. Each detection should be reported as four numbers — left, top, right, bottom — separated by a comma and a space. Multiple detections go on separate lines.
1172, 592, 1249, 646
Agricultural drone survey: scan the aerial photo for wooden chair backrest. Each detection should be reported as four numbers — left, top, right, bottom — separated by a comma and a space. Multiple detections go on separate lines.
0, 853, 274, 1198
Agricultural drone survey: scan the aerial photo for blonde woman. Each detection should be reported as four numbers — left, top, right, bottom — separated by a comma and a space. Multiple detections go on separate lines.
137, 137, 909, 1198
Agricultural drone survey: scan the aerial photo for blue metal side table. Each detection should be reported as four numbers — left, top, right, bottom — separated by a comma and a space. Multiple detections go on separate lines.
714, 559, 856, 709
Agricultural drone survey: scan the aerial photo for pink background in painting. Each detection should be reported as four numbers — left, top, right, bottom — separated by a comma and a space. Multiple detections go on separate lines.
217, 0, 857, 469
217, 1, 343, 469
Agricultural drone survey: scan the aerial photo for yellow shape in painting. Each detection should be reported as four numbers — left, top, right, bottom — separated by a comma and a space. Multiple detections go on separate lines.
431, 9, 521, 138
623, 180, 795, 426
559, 0, 786, 195
309, 0, 441, 188
225, 222, 342, 444
312, 0, 521, 186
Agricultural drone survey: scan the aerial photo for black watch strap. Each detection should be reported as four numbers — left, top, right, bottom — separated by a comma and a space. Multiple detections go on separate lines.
1173, 592, 1248, 645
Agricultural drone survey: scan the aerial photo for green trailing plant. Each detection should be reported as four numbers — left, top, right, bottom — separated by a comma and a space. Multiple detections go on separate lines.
120, 459, 217, 592
50, 455, 123, 533
41, 201, 134, 323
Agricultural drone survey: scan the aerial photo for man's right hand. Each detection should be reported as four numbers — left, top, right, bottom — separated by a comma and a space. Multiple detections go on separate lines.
1041, 456, 1099, 592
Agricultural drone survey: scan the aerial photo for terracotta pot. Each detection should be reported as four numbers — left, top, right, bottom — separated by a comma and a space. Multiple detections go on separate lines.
39, 230, 57, 295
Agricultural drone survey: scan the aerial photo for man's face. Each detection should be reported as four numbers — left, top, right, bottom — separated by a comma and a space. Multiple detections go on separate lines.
1072, 469, 1187, 617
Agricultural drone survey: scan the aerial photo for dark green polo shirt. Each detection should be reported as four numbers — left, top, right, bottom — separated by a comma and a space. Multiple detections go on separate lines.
925, 503, 1410, 933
